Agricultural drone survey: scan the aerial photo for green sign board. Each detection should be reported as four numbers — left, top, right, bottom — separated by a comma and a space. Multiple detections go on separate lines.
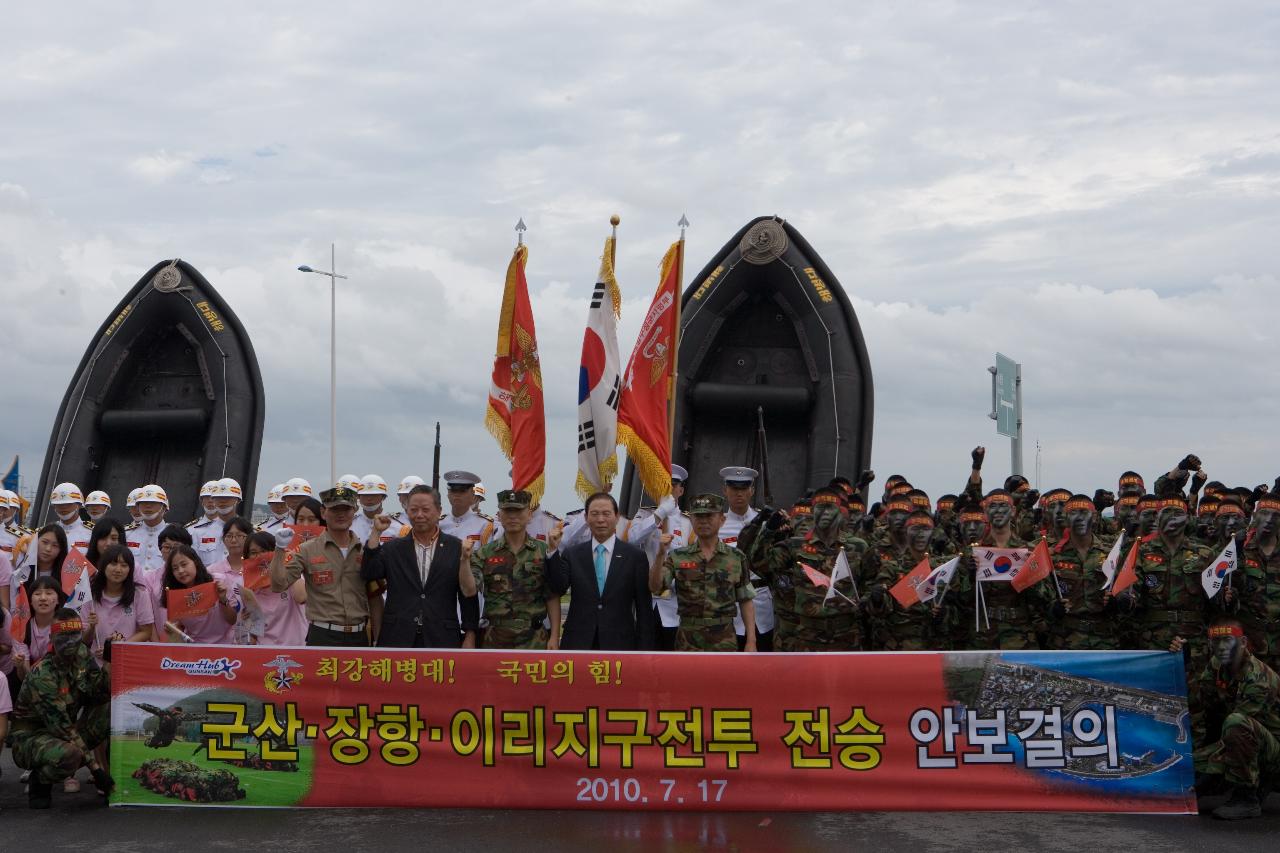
994, 352, 1018, 438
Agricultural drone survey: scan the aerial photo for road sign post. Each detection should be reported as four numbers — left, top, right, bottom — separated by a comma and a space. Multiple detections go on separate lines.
988, 353, 1023, 476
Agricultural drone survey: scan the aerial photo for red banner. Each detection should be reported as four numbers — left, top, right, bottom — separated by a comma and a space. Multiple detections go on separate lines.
109, 645, 1195, 811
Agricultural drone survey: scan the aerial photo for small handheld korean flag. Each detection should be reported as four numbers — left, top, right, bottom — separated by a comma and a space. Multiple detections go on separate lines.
824, 549, 858, 605
1098, 533, 1125, 590
973, 547, 1029, 582
62, 548, 94, 611
917, 556, 960, 603
1201, 539, 1238, 598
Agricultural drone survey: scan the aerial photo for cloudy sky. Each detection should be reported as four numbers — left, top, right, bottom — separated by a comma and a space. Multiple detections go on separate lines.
3, 2, 1279, 517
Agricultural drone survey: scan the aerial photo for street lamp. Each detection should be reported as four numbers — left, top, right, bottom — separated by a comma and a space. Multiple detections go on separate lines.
297, 243, 348, 487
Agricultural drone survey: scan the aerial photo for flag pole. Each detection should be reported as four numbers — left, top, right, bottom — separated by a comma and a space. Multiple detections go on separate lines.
515, 217, 526, 248
1044, 536, 1063, 601
669, 214, 689, 443
609, 214, 619, 267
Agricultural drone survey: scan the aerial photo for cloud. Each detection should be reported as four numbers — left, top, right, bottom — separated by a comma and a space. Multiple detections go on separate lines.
2, 2, 1279, 517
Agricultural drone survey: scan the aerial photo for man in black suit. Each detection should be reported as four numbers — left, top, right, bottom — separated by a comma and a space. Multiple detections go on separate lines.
548, 492, 656, 651
361, 485, 480, 648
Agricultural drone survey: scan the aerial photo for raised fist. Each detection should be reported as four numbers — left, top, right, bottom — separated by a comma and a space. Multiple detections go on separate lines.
971, 447, 986, 470
1189, 471, 1207, 493
273, 526, 295, 549
765, 510, 790, 531
1178, 454, 1202, 472
857, 469, 876, 490
1092, 489, 1115, 511
373, 514, 393, 534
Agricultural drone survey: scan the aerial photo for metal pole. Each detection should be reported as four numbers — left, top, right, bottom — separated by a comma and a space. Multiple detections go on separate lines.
1011, 362, 1024, 476
330, 242, 337, 487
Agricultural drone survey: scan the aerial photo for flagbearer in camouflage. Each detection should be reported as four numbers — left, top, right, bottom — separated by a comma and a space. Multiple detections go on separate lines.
1190, 620, 1280, 820
10, 608, 113, 808
652, 494, 755, 652
756, 487, 866, 652
470, 489, 561, 650
866, 511, 948, 650
966, 489, 1046, 650
1123, 496, 1219, 666
1048, 495, 1119, 650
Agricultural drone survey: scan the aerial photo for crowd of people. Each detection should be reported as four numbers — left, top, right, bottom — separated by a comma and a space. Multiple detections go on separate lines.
1, 449, 1276, 817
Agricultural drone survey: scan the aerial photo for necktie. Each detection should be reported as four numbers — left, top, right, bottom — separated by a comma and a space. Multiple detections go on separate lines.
594, 543, 608, 594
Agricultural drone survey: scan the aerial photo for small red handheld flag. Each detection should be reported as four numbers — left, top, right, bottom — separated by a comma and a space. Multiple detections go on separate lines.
242, 553, 273, 591
167, 582, 219, 620
889, 557, 934, 608
287, 524, 325, 554
9, 585, 30, 641
1012, 539, 1053, 592
1110, 540, 1142, 595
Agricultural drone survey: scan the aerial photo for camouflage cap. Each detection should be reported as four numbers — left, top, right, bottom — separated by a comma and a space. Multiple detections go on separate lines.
497, 489, 532, 509
321, 486, 359, 508
688, 493, 726, 515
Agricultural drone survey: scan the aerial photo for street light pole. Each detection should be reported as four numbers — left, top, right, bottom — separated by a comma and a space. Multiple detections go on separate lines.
298, 243, 348, 487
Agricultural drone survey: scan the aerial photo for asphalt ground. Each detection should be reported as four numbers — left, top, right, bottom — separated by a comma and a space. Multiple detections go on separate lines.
1, 753, 1276, 852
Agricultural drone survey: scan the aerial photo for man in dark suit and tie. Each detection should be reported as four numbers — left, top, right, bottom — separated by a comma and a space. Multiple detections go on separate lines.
361, 485, 480, 648
548, 492, 656, 651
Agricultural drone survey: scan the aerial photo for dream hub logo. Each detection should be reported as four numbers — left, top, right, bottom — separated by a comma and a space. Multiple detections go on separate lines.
160, 656, 242, 681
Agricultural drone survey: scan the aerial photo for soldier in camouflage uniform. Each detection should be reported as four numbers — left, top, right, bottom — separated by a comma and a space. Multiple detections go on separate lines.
1047, 495, 1119, 650
469, 489, 560, 650
1215, 499, 1248, 549
1229, 497, 1280, 672
1194, 495, 1220, 544
652, 494, 755, 652
932, 494, 958, 556
1135, 494, 1161, 537
1188, 620, 1280, 820
1038, 489, 1071, 545
1112, 494, 1140, 539
866, 511, 952, 650
756, 488, 865, 651
1119, 497, 1219, 668
964, 490, 1050, 651
10, 608, 112, 808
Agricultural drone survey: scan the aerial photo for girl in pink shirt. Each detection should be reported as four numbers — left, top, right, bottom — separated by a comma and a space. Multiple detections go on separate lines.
84, 544, 154, 663
206, 517, 264, 645
13, 576, 66, 677
156, 545, 238, 645
245, 532, 307, 646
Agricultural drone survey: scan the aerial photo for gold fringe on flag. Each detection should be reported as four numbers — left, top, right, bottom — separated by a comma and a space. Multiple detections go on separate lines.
617, 423, 671, 503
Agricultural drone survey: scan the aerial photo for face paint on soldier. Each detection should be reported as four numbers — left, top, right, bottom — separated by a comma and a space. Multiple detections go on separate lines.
960, 517, 986, 543
1209, 631, 1246, 671
1160, 509, 1189, 538
1138, 508, 1158, 535
1218, 511, 1245, 539
812, 501, 844, 532
986, 502, 1013, 529
1252, 509, 1278, 540
907, 521, 934, 553
1068, 508, 1094, 538
52, 626, 84, 660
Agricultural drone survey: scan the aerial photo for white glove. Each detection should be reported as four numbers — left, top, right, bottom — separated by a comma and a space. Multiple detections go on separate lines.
656, 495, 678, 521
273, 526, 295, 549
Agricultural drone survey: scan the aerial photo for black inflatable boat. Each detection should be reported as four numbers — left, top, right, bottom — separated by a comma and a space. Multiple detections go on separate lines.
33, 259, 265, 524
619, 216, 873, 514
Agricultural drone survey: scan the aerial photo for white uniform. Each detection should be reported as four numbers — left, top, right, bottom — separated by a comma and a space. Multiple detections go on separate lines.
125, 519, 170, 575
186, 516, 226, 567
58, 517, 93, 553
624, 508, 692, 628
721, 507, 774, 635
445, 510, 496, 550
0, 523, 23, 563
256, 513, 291, 534
353, 510, 409, 545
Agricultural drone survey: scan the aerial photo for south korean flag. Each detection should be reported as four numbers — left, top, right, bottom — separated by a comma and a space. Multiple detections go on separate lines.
1201, 539, 1238, 598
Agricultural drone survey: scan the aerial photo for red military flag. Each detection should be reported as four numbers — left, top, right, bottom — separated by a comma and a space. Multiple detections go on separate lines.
167, 582, 218, 620
485, 244, 547, 504
1110, 539, 1142, 595
9, 584, 30, 641
242, 553, 273, 591
1012, 538, 1054, 592
889, 557, 935, 608
287, 524, 325, 554
617, 239, 682, 502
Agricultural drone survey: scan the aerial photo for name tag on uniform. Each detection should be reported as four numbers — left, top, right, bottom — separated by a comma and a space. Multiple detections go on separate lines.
127, 541, 141, 548
677, 561, 700, 571
311, 569, 335, 586
201, 537, 217, 545
724, 537, 738, 545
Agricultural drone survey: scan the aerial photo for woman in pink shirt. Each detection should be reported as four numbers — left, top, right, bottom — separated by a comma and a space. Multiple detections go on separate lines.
156, 545, 238, 644
206, 518, 263, 644
84, 544, 154, 662
22, 525, 67, 597
245, 531, 307, 646
13, 576, 66, 678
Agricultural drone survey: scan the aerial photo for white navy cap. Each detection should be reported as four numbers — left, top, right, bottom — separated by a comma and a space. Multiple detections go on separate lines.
671, 465, 689, 483
443, 470, 481, 489
719, 466, 758, 485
